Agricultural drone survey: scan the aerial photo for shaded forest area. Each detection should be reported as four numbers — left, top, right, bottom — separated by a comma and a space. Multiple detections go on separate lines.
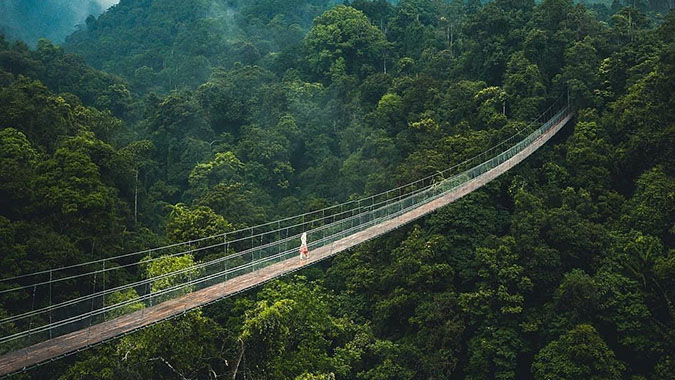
0, 0, 673, 378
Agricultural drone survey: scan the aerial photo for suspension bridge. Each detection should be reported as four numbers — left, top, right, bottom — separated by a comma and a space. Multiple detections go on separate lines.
0, 100, 573, 376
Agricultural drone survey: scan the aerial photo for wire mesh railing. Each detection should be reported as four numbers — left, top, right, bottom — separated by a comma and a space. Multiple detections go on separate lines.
0, 100, 572, 355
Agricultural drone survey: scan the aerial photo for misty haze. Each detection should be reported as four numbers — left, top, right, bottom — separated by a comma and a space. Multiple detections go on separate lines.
0, 0, 119, 46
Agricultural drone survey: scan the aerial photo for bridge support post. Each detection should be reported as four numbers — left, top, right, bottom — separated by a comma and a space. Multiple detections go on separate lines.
49, 270, 52, 340
27, 284, 36, 346
101, 261, 105, 322
259, 233, 263, 269
24, 287, 37, 365
250, 228, 255, 273
141, 283, 147, 318
87, 271, 97, 346
277, 221, 281, 264
185, 269, 191, 314
224, 234, 228, 282
358, 199, 362, 228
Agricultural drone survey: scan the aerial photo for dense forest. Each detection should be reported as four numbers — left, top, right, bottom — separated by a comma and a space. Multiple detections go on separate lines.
0, 0, 673, 378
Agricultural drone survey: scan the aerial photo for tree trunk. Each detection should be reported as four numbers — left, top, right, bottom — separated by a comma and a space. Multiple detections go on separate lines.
450, 24, 454, 58
231, 338, 245, 380
134, 168, 139, 225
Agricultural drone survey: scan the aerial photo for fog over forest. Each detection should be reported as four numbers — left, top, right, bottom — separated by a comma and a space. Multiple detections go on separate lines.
0, 0, 119, 47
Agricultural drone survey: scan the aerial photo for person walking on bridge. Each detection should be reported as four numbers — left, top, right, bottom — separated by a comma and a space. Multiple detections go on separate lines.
299, 232, 309, 259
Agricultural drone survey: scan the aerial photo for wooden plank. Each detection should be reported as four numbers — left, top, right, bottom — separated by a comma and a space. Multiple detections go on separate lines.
0, 112, 572, 376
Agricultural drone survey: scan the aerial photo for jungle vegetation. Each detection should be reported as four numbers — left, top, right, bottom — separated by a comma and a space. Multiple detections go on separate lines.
0, 0, 673, 378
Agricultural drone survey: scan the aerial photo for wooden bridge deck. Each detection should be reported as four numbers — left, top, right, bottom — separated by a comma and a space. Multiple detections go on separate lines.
0, 112, 572, 376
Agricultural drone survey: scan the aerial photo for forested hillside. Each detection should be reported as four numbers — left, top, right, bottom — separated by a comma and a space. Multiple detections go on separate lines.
64, 0, 345, 93
0, 0, 673, 379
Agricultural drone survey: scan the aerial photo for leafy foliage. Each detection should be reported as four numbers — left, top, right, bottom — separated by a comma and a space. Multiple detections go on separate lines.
1, 1, 674, 379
